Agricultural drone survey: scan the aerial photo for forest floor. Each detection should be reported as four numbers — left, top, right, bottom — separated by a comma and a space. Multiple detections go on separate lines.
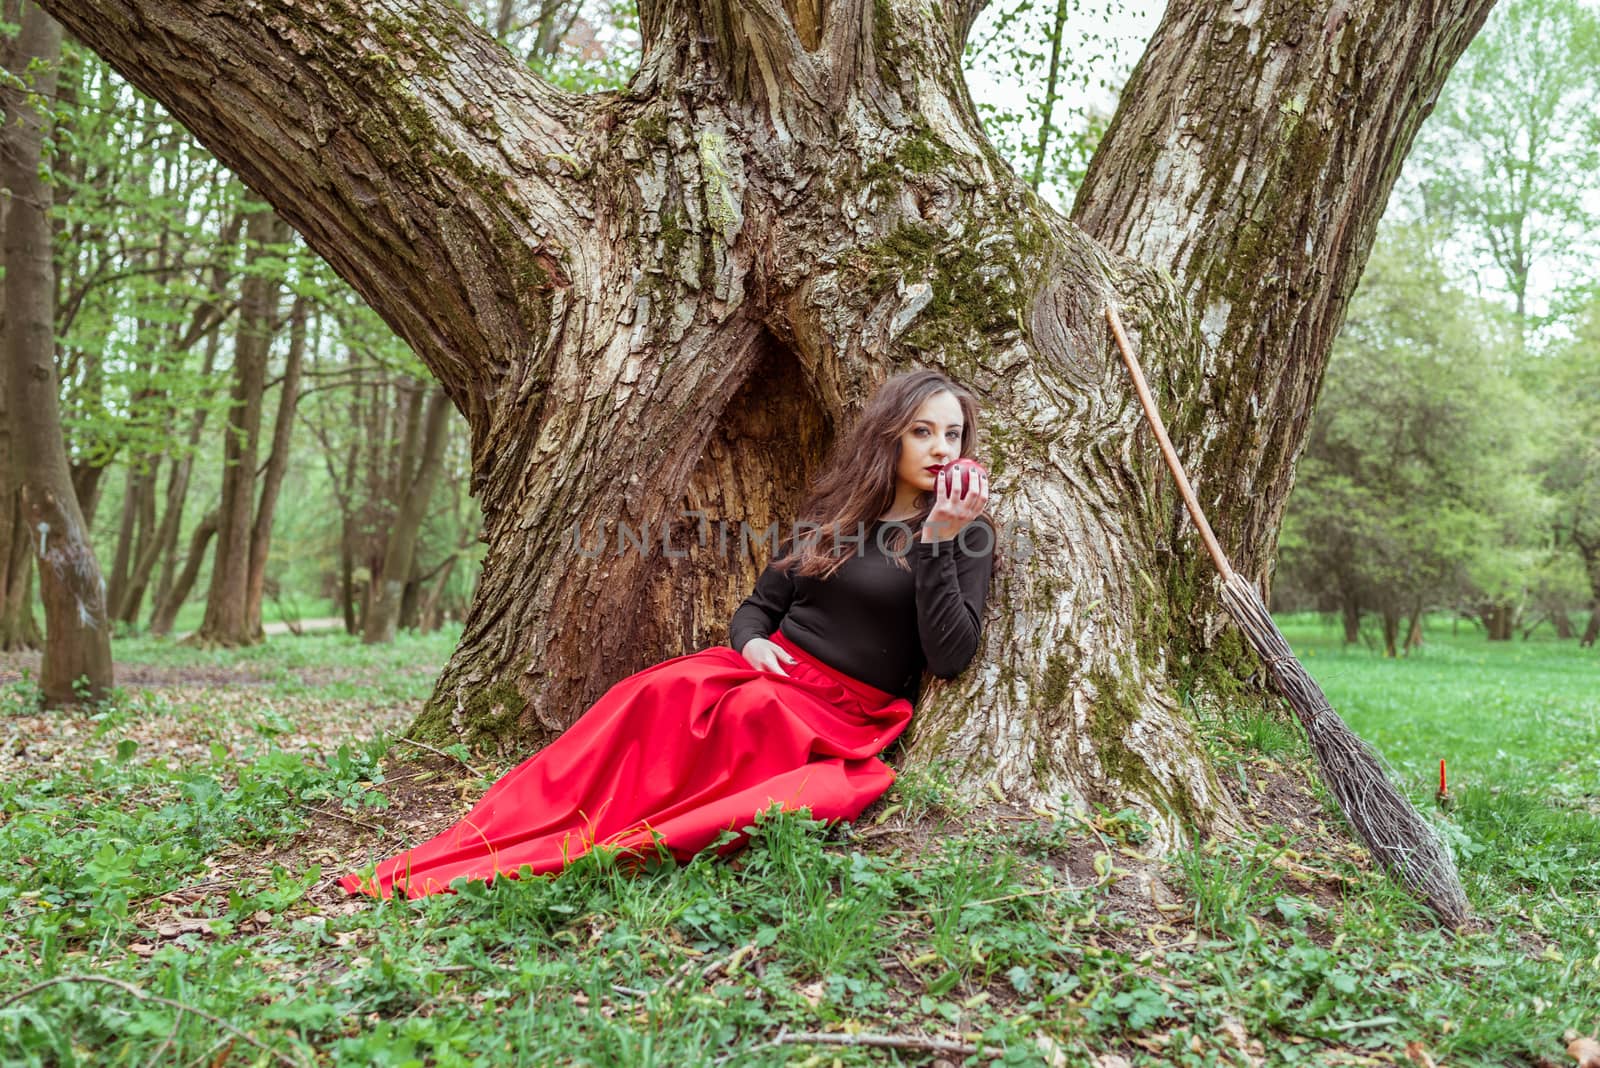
0, 620, 1596, 1067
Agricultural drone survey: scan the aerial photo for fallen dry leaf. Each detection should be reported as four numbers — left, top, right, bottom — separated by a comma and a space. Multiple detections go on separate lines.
1034, 1035, 1068, 1067
797, 980, 826, 1009
1567, 1033, 1600, 1068
1405, 1040, 1438, 1068
1092, 1055, 1132, 1068
1219, 1015, 1266, 1067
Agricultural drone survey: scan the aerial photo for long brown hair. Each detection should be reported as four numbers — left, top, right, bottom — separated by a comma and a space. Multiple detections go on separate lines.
774, 369, 996, 578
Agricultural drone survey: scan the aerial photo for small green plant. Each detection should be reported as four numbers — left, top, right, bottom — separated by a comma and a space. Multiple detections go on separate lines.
0, 670, 42, 715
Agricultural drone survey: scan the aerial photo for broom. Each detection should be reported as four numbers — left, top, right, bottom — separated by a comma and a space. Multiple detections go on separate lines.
1104, 303, 1471, 927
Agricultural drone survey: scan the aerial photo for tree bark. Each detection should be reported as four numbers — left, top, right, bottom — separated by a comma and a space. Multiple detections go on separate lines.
243, 294, 307, 635
364, 385, 453, 644
38, 0, 1499, 834
194, 208, 287, 645
0, 331, 42, 652
0, 174, 41, 651
2, 2, 114, 702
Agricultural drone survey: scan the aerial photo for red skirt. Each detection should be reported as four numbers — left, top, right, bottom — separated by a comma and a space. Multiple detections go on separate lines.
339, 632, 914, 899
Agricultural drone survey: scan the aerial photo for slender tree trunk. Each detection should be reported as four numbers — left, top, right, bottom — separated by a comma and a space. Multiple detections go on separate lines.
417, 553, 459, 633
1580, 545, 1600, 649
116, 459, 160, 622
1551, 610, 1573, 641
1404, 600, 1424, 654
1027, 0, 1070, 191
1380, 608, 1400, 659
194, 209, 287, 645
40, 0, 1500, 831
150, 508, 219, 637
1341, 598, 1361, 644
243, 294, 307, 635
1, 2, 113, 703
107, 465, 140, 618
147, 328, 222, 631
339, 520, 358, 634
364, 385, 453, 644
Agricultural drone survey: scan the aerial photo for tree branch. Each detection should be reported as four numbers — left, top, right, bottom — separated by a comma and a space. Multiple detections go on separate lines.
1072, 0, 1500, 580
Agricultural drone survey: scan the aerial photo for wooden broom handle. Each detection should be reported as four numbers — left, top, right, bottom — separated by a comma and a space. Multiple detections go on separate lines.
1104, 304, 1235, 583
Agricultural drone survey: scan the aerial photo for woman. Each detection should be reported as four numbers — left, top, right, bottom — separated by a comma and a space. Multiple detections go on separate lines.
341, 369, 995, 899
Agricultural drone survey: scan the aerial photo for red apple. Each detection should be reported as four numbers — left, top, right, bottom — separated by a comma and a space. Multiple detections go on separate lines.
941, 457, 988, 498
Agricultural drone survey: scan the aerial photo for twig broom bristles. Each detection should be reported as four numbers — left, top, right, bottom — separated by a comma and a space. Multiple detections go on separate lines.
1105, 304, 1471, 927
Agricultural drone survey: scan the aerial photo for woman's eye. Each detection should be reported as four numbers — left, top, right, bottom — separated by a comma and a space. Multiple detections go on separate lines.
913, 427, 928, 437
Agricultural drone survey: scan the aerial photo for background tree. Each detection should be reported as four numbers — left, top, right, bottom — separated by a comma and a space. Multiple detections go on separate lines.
1544, 291, 1600, 646
192, 207, 295, 646
1412, 0, 1600, 332
362, 382, 453, 644
2, 1, 113, 702
1277, 226, 1541, 652
38, 0, 1499, 832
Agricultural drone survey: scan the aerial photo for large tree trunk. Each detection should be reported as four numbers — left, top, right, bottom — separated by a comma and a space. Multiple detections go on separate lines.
364, 385, 453, 644
2, 2, 113, 703
194, 209, 287, 645
0, 338, 43, 652
0, 163, 42, 651
42, 0, 1498, 835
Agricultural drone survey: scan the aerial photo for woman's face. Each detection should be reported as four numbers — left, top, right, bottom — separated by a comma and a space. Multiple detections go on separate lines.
894, 390, 965, 498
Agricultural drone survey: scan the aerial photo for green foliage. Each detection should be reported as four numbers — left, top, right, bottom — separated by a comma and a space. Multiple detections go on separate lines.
1409, 0, 1600, 322
1277, 224, 1560, 642
1536, 289, 1600, 613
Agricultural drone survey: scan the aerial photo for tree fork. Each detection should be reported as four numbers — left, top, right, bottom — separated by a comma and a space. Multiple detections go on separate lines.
37, 0, 1502, 836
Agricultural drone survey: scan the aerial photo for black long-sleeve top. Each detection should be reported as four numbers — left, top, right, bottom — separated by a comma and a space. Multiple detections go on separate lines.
728, 517, 995, 701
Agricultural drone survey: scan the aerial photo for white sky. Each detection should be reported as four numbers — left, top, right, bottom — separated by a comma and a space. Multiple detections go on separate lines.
962, 1, 1166, 211
960, 0, 1599, 323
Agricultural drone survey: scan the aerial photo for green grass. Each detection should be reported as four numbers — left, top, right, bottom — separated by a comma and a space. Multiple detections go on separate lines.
0, 619, 1596, 1065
